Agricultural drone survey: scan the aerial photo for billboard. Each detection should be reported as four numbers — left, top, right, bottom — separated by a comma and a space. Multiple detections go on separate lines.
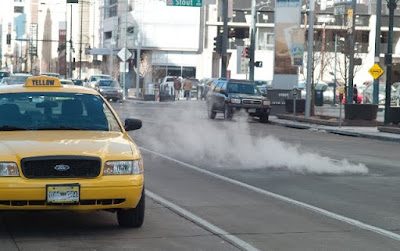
273, 0, 302, 90
58, 22, 67, 77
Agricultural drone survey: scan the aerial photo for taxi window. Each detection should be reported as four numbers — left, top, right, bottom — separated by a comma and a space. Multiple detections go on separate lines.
0, 92, 121, 131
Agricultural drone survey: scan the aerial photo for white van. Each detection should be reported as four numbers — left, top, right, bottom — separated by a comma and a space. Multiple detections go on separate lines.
86, 74, 113, 89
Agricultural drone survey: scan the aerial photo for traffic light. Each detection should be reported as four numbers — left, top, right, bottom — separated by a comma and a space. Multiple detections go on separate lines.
213, 35, 222, 54
6, 34, 11, 45
245, 47, 251, 58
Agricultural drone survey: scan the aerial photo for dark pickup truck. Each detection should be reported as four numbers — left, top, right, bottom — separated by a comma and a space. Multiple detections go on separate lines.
206, 79, 271, 122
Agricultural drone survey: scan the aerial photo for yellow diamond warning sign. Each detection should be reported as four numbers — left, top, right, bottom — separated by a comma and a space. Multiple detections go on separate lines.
368, 63, 384, 80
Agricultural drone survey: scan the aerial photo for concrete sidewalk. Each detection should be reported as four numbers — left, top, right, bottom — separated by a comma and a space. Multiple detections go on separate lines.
269, 116, 400, 143
314, 104, 385, 122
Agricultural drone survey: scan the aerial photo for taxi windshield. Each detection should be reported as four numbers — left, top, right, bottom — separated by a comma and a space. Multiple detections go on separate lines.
0, 92, 121, 131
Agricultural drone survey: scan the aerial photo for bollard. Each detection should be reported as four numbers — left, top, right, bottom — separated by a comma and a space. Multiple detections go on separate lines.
293, 87, 298, 120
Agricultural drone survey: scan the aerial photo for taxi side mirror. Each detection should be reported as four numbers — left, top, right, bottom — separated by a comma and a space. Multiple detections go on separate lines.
125, 118, 142, 131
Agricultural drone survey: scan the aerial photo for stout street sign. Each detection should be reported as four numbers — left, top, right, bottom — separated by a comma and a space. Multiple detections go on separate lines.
167, 0, 202, 7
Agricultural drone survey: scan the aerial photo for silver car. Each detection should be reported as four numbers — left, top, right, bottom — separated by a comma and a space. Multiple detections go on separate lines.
10, 73, 33, 85
96, 79, 123, 102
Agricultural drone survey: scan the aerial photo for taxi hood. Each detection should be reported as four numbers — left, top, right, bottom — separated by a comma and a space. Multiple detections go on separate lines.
0, 131, 140, 161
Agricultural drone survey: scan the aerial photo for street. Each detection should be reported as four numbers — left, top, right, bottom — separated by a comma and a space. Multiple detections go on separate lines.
1, 99, 400, 250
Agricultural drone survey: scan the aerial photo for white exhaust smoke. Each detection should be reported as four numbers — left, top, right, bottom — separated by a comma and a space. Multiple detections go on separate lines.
140, 102, 368, 175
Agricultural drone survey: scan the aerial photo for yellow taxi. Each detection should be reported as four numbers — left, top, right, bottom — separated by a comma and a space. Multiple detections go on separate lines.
0, 76, 145, 228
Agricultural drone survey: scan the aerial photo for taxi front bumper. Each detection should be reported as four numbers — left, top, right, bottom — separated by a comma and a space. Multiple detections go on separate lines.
0, 175, 143, 210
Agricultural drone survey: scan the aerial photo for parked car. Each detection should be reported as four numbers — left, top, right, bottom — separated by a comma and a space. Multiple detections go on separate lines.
9, 73, 33, 85
0, 77, 10, 85
254, 80, 272, 95
59, 79, 75, 85
189, 78, 200, 99
203, 78, 218, 97
363, 83, 398, 105
86, 74, 113, 89
0, 71, 10, 82
71, 79, 84, 86
159, 76, 177, 96
301, 82, 334, 103
96, 79, 123, 102
41, 72, 60, 78
206, 79, 271, 122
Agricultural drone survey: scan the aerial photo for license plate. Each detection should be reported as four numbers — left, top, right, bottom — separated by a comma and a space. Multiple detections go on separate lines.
47, 184, 80, 204
248, 108, 256, 113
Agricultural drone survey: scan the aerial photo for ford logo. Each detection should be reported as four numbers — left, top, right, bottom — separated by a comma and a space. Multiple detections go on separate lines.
54, 164, 70, 172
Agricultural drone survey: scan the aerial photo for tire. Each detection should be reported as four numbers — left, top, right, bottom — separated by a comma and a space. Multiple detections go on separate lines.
224, 104, 233, 120
260, 114, 269, 123
117, 188, 145, 228
207, 104, 216, 119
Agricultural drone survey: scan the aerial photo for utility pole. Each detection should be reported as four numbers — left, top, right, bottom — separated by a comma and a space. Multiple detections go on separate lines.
221, 0, 228, 78
305, 0, 315, 118
347, 0, 356, 104
79, 0, 83, 79
373, 0, 382, 104
249, 0, 256, 81
333, 34, 337, 106
69, 4, 73, 79
123, 0, 128, 100
384, 0, 398, 125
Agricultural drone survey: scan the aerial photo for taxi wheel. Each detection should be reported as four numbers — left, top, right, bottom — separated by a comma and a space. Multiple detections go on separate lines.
117, 188, 145, 228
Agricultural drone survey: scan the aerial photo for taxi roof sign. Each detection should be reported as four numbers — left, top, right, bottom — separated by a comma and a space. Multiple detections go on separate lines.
368, 63, 384, 80
24, 76, 62, 87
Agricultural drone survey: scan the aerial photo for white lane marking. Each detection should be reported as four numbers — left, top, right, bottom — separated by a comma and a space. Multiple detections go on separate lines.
146, 190, 260, 251
141, 147, 400, 242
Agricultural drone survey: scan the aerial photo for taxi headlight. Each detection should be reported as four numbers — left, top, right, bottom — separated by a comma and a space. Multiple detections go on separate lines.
263, 100, 271, 106
230, 98, 241, 104
103, 160, 143, 175
0, 162, 19, 177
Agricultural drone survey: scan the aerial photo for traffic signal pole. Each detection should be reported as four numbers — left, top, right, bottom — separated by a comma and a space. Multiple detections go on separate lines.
249, 0, 256, 81
384, 0, 398, 125
347, 0, 356, 104
221, 0, 228, 78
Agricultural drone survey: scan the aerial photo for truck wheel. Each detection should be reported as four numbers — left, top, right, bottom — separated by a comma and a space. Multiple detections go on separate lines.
260, 114, 269, 123
117, 188, 145, 228
207, 104, 216, 119
224, 105, 233, 120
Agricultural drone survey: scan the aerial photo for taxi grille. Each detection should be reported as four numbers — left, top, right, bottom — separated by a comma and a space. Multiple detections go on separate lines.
242, 99, 262, 105
21, 156, 101, 179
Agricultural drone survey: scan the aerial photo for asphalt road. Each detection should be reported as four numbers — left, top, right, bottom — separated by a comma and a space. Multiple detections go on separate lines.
1, 99, 400, 250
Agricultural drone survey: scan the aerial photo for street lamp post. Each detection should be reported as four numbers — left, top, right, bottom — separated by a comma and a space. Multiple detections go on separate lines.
384, 0, 399, 125
79, 0, 83, 79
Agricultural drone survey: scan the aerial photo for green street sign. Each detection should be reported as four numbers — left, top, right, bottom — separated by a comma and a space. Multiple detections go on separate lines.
166, 0, 203, 7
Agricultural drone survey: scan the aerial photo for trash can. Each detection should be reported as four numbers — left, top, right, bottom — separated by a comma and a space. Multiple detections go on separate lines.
315, 90, 324, 106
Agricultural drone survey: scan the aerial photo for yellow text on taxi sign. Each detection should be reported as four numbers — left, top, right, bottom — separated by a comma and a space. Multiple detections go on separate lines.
24, 76, 62, 87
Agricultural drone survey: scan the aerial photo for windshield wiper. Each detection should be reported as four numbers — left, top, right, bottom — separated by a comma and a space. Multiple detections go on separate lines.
0, 125, 28, 131
35, 126, 85, 131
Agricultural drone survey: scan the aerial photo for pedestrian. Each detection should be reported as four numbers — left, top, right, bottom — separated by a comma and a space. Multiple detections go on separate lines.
183, 78, 193, 100
353, 84, 358, 104
173, 77, 182, 101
